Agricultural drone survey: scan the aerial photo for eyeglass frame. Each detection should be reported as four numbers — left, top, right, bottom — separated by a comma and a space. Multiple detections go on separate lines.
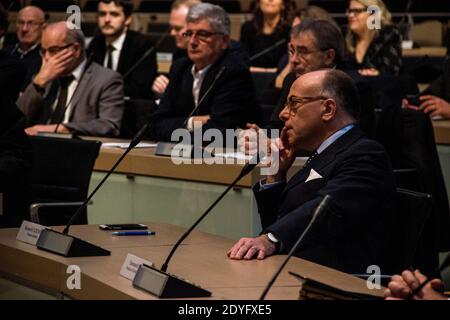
288, 43, 327, 58
182, 29, 225, 42
40, 43, 75, 57
346, 7, 368, 16
284, 95, 329, 116
16, 20, 45, 29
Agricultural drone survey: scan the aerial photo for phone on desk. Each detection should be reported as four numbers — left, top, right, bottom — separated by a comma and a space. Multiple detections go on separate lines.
406, 94, 421, 106
99, 224, 148, 231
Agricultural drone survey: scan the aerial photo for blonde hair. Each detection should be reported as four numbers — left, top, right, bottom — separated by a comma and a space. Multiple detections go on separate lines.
346, 0, 392, 53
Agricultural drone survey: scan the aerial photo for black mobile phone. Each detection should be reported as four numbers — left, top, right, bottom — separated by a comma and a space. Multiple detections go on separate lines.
406, 94, 421, 106
99, 223, 148, 231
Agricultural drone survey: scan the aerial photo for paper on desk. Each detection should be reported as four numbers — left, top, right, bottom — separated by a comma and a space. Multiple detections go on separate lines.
213, 152, 253, 161
101, 142, 157, 149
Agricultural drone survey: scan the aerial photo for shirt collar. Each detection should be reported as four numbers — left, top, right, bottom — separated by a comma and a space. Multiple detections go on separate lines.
70, 58, 87, 82
316, 123, 355, 154
16, 42, 39, 55
108, 29, 127, 51
191, 63, 212, 79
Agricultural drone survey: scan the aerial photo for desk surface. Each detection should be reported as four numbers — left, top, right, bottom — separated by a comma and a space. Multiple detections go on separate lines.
0, 223, 383, 300
403, 47, 447, 57
433, 120, 450, 145
91, 139, 305, 188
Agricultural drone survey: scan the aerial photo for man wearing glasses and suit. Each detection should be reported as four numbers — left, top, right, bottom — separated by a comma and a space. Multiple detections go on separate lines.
228, 69, 396, 274
150, 3, 259, 142
17, 21, 124, 137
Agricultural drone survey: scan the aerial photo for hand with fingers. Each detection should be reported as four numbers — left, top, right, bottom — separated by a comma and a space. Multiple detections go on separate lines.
384, 269, 447, 300
152, 74, 170, 96
227, 235, 276, 260
34, 48, 75, 88
418, 95, 450, 119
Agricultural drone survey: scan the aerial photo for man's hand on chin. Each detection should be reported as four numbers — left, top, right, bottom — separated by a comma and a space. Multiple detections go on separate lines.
25, 124, 70, 136
227, 235, 276, 260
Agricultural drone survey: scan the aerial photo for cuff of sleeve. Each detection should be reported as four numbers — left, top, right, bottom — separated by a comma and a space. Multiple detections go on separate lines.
259, 179, 285, 191
186, 117, 194, 132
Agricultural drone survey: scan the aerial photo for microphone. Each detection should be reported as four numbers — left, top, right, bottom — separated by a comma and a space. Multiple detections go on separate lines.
155, 66, 227, 158
36, 117, 153, 257
132, 152, 264, 298
259, 194, 332, 300
122, 26, 171, 81
406, 253, 450, 299
182, 66, 227, 128
250, 39, 286, 63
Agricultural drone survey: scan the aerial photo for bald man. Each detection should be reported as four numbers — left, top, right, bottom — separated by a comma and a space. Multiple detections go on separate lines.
228, 69, 396, 274
18, 22, 124, 137
7, 6, 46, 90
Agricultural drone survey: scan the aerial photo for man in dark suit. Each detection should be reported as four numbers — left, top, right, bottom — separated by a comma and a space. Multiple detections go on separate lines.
87, 0, 157, 99
5, 6, 46, 91
150, 3, 259, 142
17, 22, 124, 137
228, 69, 396, 274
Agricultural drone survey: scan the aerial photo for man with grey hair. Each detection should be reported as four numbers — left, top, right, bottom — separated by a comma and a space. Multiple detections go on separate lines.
17, 21, 124, 137
150, 3, 259, 141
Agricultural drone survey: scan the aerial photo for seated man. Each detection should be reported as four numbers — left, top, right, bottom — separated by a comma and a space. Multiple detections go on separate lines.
87, 0, 157, 99
17, 22, 124, 137
403, 56, 450, 119
228, 69, 396, 274
6, 6, 46, 91
150, 3, 259, 142
384, 269, 448, 300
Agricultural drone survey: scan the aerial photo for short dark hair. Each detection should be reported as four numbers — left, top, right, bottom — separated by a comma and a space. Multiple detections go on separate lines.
99, 0, 133, 17
291, 19, 345, 65
322, 69, 361, 121
0, 3, 8, 33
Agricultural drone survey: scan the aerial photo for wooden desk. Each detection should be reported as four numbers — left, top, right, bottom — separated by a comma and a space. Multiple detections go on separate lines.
0, 223, 383, 300
403, 47, 447, 57
433, 120, 450, 145
87, 140, 305, 239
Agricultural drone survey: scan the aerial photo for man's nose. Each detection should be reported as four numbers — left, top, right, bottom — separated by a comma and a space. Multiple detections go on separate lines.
279, 105, 290, 121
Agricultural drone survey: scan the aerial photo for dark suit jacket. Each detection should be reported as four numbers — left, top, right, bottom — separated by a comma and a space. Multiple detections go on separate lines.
87, 30, 157, 99
254, 126, 396, 273
0, 96, 31, 227
6, 44, 42, 91
0, 49, 26, 101
17, 62, 124, 137
150, 49, 260, 142
422, 55, 450, 101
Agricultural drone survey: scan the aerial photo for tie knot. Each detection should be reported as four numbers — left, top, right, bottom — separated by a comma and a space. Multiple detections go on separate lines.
60, 75, 74, 88
107, 44, 115, 52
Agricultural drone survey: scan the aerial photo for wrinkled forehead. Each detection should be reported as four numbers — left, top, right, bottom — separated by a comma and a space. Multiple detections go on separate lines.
289, 72, 325, 97
18, 8, 45, 22
186, 19, 214, 32
291, 30, 318, 50
42, 26, 68, 47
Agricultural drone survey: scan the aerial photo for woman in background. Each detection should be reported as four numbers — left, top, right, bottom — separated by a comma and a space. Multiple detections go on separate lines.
240, 0, 295, 70
346, 0, 401, 76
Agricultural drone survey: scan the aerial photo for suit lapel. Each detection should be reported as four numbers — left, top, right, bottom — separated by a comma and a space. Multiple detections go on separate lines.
68, 63, 93, 119
117, 31, 131, 74
282, 126, 364, 195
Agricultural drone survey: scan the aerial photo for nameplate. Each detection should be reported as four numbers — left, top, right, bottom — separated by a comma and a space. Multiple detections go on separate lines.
16, 221, 47, 246
120, 253, 154, 281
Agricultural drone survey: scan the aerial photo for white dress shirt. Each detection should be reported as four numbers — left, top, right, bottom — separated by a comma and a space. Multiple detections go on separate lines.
187, 64, 212, 131
103, 30, 127, 72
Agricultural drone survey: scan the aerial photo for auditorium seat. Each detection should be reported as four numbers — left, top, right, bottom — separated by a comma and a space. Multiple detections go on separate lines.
30, 0, 77, 12
0, 0, 21, 11
139, 0, 172, 13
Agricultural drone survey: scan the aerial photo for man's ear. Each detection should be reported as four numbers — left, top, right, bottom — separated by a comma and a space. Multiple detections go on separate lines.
324, 49, 336, 67
221, 34, 230, 50
124, 15, 132, 28
322, 98, 337, 121
72, 42, 81, 59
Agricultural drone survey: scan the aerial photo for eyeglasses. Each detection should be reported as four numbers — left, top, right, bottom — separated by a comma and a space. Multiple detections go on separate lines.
288, 44, 323, 58
284, 95, 328, 115
346, 8, 367, 16
40, 43, 74, 56
16, 20, 44, 29
182, 30, 224, 41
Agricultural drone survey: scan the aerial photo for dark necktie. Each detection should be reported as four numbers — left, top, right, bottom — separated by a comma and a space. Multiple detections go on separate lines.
304, 151, 319, 168
50, 75, 74, 124
106, 45, 115, 70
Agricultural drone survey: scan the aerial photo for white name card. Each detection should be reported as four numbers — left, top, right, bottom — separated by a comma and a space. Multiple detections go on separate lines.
120, 253, 154, 281
16, 220, 47, 246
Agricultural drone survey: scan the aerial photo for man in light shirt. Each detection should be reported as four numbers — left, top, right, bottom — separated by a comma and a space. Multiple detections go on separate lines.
17, 22, 124, 137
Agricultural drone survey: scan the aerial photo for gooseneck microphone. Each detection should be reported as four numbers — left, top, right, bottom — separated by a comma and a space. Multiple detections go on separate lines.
132, 153, 264, 298
36, 117, 153, 257
181, 66, 227, 128
249, 39, 286, 63
259, 194, 332, 300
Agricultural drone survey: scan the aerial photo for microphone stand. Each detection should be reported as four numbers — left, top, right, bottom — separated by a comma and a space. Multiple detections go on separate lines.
132, 154, 262, 298
259, 195, 331, 300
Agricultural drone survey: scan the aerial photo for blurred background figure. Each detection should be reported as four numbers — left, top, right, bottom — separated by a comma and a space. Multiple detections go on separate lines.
5, 6, 46, 91
240, 0, 295, 70
346, 0, 402, 76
